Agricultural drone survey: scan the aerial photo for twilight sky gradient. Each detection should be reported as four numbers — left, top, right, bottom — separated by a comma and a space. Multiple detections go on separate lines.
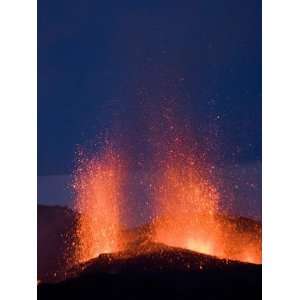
38, 0, 261, 222
38, 0, 261, 219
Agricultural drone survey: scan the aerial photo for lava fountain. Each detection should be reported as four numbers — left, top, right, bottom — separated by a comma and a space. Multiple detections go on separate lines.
152, 152, 261, 263
72, 145, 125, 263
151, 114, 261, 264
152, 146, 224, 258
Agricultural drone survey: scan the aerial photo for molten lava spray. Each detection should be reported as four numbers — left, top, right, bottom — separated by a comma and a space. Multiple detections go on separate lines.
151, 133, 223, 257
152, 152, 261, 263
73, 145, 125, 263
151, 113, 261, 264
68, 96, 261, 265
152, 159, 222, 256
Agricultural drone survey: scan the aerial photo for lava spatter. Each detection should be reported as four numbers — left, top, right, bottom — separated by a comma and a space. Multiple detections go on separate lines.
72, 145, 125, 263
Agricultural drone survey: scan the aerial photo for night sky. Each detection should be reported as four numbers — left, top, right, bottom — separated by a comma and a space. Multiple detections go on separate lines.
38, 0, 261, 185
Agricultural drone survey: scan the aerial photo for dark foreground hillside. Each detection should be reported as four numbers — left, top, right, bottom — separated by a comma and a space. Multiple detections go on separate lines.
38, 242, 261, 300
37, 205, 76, 281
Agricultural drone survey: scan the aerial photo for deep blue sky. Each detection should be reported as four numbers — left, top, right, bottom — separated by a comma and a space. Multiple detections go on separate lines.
38, 0, 261, 176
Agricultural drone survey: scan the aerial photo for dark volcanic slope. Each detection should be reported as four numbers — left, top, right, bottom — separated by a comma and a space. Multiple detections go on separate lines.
38, 243, 261, 300
37, 205, 76, 281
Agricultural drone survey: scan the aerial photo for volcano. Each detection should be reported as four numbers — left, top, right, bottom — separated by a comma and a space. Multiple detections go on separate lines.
38, 239, 261, 300
38, 205, 261, 299
38, 135, 261, 299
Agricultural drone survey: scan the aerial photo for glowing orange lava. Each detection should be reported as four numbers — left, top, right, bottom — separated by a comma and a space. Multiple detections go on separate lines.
151, 127, 261, 264
152, 156, 224, 257
73, 146, 125, 263
69, 106, 261, 266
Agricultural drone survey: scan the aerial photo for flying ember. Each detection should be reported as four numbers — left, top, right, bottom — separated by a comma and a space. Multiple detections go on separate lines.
69, 114, 261, 265
152, 160, 261, 263
150, 116, 261, 264
151, 136, 224, 258
72, 145, 125, 263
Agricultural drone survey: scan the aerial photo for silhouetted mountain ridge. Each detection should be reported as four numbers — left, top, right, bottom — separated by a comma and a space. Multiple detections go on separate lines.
38, 240, 261, 300
37, 205, 261, 282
